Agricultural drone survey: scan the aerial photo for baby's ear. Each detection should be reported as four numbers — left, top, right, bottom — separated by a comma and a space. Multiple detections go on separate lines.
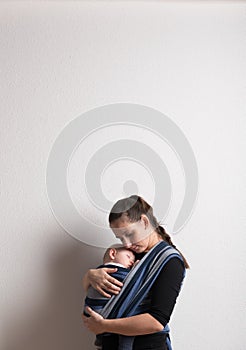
109, 248, 117, 260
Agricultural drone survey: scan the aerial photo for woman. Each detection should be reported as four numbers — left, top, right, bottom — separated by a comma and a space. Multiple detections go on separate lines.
82, 195, 189, 350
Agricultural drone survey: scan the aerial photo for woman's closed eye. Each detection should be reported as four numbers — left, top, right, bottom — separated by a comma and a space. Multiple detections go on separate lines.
125, 232, 133, 238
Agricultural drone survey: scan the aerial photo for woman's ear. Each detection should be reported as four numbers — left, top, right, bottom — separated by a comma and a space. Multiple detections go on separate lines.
140, 214, 149, 229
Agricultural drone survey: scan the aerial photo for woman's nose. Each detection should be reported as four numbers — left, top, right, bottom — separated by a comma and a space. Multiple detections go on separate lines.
123, 242, 132, 248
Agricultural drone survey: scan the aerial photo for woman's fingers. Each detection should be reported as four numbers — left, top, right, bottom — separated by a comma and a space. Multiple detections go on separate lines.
102, 268, 123, 294
106, 273, 124, 287
82, 307, 105, 334
85, 306, 103, 319
88, 267, 123, 296
102, 268, 123, 286
96, 285, 112, 298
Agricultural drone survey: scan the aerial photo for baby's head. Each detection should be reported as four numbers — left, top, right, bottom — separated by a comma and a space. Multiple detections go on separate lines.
103, 244, 135, 268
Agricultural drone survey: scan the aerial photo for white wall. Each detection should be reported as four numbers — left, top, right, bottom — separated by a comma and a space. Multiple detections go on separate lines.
1, 2, 245, 349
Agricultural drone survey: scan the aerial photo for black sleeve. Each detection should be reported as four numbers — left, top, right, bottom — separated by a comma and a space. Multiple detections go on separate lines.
148, 257, 185, 327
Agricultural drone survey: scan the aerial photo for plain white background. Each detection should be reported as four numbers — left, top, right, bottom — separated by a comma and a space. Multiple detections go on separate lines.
1, 1, 246, 349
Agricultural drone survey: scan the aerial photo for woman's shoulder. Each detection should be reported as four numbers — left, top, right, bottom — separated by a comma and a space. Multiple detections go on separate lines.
155, 257, 185, 284
151, 257, 185, 294
164, 256, 185, 271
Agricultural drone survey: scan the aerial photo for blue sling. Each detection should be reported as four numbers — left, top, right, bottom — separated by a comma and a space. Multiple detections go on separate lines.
99, 241, 186, 350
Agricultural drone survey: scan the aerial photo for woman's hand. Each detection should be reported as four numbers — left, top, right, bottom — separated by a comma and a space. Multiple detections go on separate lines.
83, 268, 123, 298
82, 309, 164, 336
82, 307, 106, 334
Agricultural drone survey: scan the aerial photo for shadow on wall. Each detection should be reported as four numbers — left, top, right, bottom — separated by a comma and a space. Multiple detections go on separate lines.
2, 233, 103, 350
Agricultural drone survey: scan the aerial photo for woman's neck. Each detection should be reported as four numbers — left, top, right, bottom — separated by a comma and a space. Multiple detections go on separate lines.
145, 232, 163, 251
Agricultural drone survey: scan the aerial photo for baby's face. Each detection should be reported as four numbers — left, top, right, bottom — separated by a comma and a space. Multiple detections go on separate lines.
115, 249, 135, 268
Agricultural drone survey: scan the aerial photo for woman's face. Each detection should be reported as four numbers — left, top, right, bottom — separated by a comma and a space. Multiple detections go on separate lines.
110, 215, 159, 253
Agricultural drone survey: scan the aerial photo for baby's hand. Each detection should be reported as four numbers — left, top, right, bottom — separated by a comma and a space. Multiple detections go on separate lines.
133, 259, 140, 267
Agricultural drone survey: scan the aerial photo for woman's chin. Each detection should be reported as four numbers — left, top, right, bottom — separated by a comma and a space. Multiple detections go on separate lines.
131, 245, 143, 253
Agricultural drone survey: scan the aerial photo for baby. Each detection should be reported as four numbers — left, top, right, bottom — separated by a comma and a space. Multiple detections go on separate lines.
84, 244, 135, 315
83, 244, 135, 349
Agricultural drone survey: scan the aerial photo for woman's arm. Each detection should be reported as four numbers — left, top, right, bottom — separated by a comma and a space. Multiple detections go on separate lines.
83, 258, 185, 335
148, 257, 185, 327
83, 307, 163, 336
82, 268, 123, 298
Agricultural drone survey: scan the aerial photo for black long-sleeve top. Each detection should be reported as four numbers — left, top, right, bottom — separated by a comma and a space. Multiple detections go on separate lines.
147, 257, 185, 327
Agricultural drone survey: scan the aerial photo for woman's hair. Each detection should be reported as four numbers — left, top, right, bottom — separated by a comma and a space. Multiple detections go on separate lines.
109, 195, 190, 269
